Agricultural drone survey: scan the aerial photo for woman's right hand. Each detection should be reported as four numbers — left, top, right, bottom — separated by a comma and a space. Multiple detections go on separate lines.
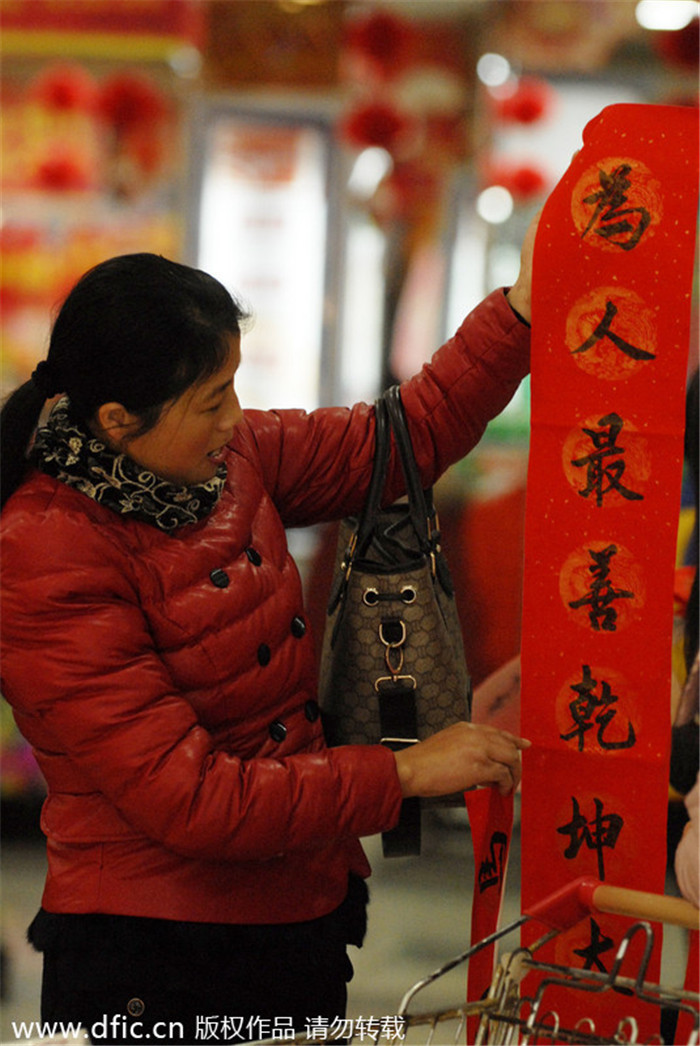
393, 722, 530, 798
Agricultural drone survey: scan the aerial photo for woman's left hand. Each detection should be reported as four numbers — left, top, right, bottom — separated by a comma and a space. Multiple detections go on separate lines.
506, 209, 541, 324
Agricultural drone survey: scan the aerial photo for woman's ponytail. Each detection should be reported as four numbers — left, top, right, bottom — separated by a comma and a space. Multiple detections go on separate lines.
0, 380, 49, 511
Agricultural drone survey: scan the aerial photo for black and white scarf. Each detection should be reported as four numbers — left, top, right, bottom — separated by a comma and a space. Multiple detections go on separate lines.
32, 398, 226, 532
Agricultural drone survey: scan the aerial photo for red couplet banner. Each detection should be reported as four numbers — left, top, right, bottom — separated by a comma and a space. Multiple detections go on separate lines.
520, 103, 699, 1041
465, 787, 514, 1041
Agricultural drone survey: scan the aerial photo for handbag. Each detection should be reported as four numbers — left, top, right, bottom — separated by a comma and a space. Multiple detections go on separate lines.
318, 384, 472, 856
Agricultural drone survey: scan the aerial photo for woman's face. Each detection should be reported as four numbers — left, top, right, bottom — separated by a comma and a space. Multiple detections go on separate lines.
118, 334, 243, 487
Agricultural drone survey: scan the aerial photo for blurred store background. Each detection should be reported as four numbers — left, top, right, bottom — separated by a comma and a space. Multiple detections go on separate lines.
1, 0, 698, 1037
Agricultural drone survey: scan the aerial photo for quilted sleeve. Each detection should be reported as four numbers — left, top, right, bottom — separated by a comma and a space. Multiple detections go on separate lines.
244, 289, 530, 526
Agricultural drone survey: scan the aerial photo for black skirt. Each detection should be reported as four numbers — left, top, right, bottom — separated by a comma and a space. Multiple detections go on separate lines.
29, 875, 369, 1045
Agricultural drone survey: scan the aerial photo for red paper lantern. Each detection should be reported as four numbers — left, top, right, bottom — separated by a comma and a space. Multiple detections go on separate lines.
97, 72, 169, 133
339, 100, 415, 153
33, 153, 93, 192
487, 162, 549, 202
29, 63, 97, 112
492, 77, 553, 125
654, 19, 699, 70
344, 10, 418, 77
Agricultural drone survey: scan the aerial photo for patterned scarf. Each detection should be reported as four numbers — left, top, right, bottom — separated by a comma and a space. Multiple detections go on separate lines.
32, 398, 226, 532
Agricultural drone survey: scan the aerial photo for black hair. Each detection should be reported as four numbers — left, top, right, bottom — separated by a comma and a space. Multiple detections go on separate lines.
1, 253, 249, 510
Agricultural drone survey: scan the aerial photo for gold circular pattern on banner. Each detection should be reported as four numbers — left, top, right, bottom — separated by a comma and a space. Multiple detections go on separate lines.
559, 540, 645, 633
565, 286, 657, 381
554, 663, 639, 756
571, 156, 663, 252
561, 412, 651, 507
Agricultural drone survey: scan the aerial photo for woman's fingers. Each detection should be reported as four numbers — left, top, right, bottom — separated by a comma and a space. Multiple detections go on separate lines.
505, 208, 541, 322
393, 721, 530, 799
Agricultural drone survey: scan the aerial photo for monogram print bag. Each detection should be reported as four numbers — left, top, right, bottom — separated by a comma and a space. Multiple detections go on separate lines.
318, 385, 472, 855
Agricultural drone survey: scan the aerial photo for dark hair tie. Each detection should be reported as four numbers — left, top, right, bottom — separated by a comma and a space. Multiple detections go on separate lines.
31, 360, 62, 399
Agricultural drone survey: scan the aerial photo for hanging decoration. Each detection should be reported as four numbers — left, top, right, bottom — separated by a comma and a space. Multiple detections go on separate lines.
490, 76, 554, 125
97, 71, 173, 197
521, 102, 699, 1040
483, 161, 549, 204
98, 71, 169, 135
653, 18, 700, 70
337, 8, 472, 234
29, 62, 98, 113
9, 63, 175, 200
478, 69, 555, 213
337, 100, 417, 155
33, 153, 94, 193
337, 7, 475, 379
342, 8, 419, 81
1, 59, 183, 393
21, 62, 101, 195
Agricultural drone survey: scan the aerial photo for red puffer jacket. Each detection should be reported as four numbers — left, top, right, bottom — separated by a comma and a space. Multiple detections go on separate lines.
0, 290, 529, 925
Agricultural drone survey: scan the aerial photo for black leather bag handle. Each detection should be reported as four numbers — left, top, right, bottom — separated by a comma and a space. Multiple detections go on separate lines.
351, 386, 433, 562
351, 395, 392, 560
383, 385, 435, 556
384, 386, 455, 599
328, 385, 454, 617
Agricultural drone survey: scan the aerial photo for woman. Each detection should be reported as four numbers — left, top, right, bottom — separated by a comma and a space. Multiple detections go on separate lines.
1, 229, 534, 1042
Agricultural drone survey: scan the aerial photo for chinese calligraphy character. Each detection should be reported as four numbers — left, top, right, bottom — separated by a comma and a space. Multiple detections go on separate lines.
571, 413, 644, 507
573, 918, 615, 972
560, 664, 636, 751
478, 831, 509, 893
568, 544, 634, 631
557, 796, 624, 880
580, 164, 651, 250
572, 300, 656, 361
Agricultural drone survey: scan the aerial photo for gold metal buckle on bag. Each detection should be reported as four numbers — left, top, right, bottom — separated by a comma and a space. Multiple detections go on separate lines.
378, 619, 408, 682
374, 674, 417, 692
378, 619, 406, 647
